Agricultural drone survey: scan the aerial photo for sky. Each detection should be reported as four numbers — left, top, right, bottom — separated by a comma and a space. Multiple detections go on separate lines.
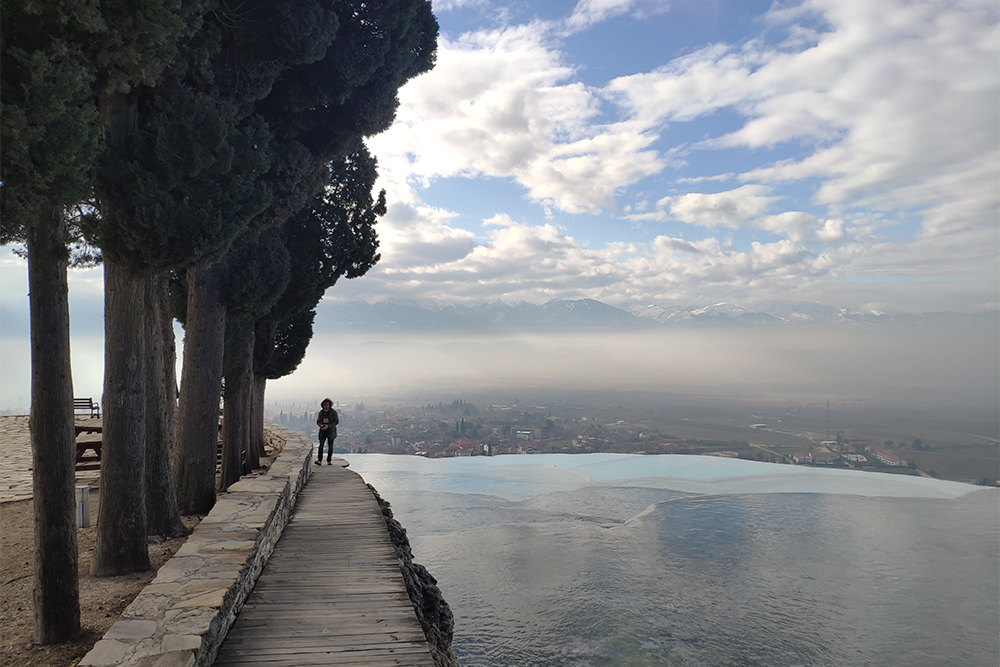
1, 0, 998, 409
332, 0, 998, 313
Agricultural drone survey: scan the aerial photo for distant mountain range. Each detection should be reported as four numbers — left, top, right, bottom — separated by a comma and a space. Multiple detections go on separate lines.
315, 299, 999, 332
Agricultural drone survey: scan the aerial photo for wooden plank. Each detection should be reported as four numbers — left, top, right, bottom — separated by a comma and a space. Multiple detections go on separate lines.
214, 464, 435, 667
218, 644, 434, 658
219, 629, 427, 644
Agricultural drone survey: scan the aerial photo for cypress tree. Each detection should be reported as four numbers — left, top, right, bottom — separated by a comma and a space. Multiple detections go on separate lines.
177, 0, 437, 508
218, 229, 290, 490
249, 144, 385, 456
88, 0, 338, 573
1, 0, 188, 635
168, 0, 344, 514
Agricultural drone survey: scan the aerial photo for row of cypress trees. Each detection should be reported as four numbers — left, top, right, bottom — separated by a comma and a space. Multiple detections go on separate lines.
1, 0, 436, 644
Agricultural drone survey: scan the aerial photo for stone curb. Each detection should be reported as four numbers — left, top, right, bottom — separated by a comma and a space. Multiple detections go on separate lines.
79, 422, 319, 667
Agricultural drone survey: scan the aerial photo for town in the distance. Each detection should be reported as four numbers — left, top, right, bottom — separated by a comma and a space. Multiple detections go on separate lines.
265, 394, 999, 487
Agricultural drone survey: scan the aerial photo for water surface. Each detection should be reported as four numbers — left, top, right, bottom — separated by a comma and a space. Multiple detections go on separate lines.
343, 453, 999, 666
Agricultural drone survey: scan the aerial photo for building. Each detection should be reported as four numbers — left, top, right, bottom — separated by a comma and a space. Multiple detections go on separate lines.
810, 450, 840, 465
865, 445, 907, 466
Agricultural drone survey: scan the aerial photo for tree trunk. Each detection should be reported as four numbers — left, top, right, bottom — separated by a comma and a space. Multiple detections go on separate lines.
243, 359, 261, 471
242, 322, 260, 471
161, 276, 178, 462
92, 259, 150, 576
26, 206, 80, 643
174, 258, 226, 514
144, 273, 187, 538
251, 373, 267, 467
220, 316, 253, 490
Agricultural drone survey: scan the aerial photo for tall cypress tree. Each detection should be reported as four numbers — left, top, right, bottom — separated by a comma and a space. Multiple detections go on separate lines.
177, 0, 437, 510
1, 0, 188, 637
218, 229, 289, 490
88, 0, 338, 574
249, 144, 384, 460
251, 308, 318, 453
223, 145, 383, 481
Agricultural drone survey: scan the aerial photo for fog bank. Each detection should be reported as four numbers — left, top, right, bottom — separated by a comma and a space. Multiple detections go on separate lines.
267, 324, 999, 411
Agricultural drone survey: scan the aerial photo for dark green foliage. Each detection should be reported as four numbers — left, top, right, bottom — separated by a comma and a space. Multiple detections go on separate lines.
250, 0, 437, 231
312, 147, 385, 282
212, 0, 337, 117
198, 0, 435, 341
168, 270, 188, 324
225, 228, 290, 320
256, 309, 316, 380
92, 92, 273, 269
81, 0, 189, 97
89, 0, 343, 270
1, 3, 98, 241
253, 144, 385, 382
261, 0, 437, 152
271, 145, 384, 320
1, 0, 190, 242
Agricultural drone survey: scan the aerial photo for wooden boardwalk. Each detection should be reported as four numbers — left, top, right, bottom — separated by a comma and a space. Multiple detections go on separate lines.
214, 460, 435, 666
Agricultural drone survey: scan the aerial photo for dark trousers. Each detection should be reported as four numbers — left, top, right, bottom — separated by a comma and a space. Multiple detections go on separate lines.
318, 430, 334, 460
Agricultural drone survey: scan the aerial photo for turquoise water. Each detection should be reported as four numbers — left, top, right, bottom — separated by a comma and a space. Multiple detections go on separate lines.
343, 454, 999, 666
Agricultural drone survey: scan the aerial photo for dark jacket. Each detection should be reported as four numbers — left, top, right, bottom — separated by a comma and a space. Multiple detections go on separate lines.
317, 408, 339, 437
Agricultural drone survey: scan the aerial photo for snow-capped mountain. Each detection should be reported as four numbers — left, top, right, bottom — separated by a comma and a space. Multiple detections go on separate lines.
316, 298, 997, 332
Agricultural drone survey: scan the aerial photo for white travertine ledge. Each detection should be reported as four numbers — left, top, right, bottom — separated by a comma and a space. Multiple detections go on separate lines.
79, 422, 318, 667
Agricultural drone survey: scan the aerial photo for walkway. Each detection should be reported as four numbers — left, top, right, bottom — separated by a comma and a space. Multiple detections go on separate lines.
213, 458, 435, 667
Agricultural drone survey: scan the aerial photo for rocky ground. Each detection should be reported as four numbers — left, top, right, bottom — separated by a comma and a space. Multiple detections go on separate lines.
0, 491, 200, 667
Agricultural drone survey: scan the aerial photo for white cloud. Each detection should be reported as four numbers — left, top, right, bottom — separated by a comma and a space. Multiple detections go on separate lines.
432, 0, 487, 10
333, 210, 832, 306
814, 218, 844, 243
367, 25, 664, 215
651, 235, 702, 254
608, 0, 999, 241
756, 211, 819, 243
376, 202, 478, 269
661, 184, 779, 228
565, 0, 672, 32
351, 0, 999, 312
605, 42, 762, 124
631, 189, 847, 243
676, 173, 736, 185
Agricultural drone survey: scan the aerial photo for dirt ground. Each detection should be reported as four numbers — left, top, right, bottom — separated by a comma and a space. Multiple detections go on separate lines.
0, 492, 201, 667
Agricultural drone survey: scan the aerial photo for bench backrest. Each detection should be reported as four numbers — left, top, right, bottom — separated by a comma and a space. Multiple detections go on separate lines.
73, 398, 100, 417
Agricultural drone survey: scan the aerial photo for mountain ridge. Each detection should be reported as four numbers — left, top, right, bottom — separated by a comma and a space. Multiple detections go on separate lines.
316, 298, 999, 332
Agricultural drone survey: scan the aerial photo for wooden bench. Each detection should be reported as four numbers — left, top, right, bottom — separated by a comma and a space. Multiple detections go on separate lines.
75, 418, 102, 436
75, 432, 102, 470
73, 397, 100, 418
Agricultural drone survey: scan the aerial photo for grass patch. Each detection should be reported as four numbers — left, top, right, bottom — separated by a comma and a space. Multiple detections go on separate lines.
902, 445, 999, 484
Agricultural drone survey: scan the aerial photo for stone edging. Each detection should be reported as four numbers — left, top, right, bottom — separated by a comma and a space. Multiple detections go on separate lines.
80, 422, 315, 667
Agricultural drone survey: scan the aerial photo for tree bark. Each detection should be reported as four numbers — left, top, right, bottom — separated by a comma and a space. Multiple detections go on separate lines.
144, 273, 187, 538
161, 277, 178, 463
251, 373, 267, 467
174, 258, 227, 514
220, 316, 253, 490
92, 259, 150, 576
26, 206, 81, 642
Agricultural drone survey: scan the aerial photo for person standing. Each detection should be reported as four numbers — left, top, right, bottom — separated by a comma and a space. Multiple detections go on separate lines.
316, 398, 339, 464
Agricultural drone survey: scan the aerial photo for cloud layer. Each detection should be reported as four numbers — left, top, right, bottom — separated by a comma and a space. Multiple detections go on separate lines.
354, 0, 998, 312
